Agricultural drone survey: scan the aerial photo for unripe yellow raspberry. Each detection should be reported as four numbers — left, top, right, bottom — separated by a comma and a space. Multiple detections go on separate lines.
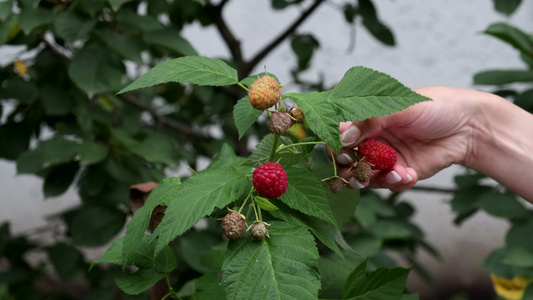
248, 75, 281, 110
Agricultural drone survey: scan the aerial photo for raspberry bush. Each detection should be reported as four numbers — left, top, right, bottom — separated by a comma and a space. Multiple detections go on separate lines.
92, 56, 432, 299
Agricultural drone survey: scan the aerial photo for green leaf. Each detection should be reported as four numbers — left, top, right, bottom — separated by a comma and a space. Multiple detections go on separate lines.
151, 169, 248, 256
248, 134, 304, 167
279, 168, 337, 226
143, 28, 198, 56
484, 23, 533, 59
269, 203, 343, 258
115, 268, 165, 295
367, 220, 419, 240
506, 219, 533, 250
93, 28, 144, 63
116, 9, 164, 33
122, 177, 181, 265
108, 0, 133, 11
79, 141, 108, 165
1, 77, 38, 103
68, 43, 124, 94
91, 237, 124, 270
288, 91, 342, 152
18, 6, 53, 34
326, 182, 359, 227
0, 0, 12, 22
40, 84, 73, 115
476, 190, 530, 219
503, 247, 533, 268
118, 56, 239, 94
358, 0, 395, 46
179, 231, 222, 273
327, 66, 430, 122
43, 162, 79, 198
0, 15, 18, 44
0, 121, 32, 160
222, 221, 320, 300
204, 143, 249, 172
47, 243, 84, 280
233, 96, 263, 139
16, 147, 44, 174
193, 272, 227, 300
291, 34, 320, 71
493, 0, 522, 16
343, 260, 411, 300
129, 132, 179, 165
65, 205, 126, 247
474, 70, 533, 85
53, 11, 96, 43
254, 196, 279, 211
40, 138, 80, 165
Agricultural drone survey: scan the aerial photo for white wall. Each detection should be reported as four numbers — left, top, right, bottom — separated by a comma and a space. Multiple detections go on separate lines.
1, 0, 532, 297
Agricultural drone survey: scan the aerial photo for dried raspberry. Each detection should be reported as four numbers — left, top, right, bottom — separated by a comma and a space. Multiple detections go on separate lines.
269, 111, 291, 135
357, 140, 397, 171
221, 211, 247, 240
289, 107, 304, 123
249, 221, 269, 241
351, 160, 372, 183
252, 162, 288, 199
248, 75, 281, 110
327, 177, 345, 194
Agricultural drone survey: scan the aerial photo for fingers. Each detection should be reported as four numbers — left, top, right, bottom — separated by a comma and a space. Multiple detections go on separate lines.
338, 163, 418, 192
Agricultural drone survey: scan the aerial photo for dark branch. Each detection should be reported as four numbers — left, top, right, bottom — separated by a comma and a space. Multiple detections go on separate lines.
242, 0, 325, 76
119, 94, 213, 141
205, 2, 245, 69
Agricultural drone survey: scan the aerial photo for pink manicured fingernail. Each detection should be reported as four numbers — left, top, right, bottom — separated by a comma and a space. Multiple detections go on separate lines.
406, 174, 413, 183
386, 171, 402, 184
340, 124, 361, 147
349, 178, 365, 189
336, 153, 354, 165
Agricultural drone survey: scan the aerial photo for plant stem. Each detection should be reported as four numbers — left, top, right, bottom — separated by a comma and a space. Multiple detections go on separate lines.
268, 134, 281, 162
238, 186, 254, 214
237, 82, 249, 91
276, 141, 326, 152
165, 274, 181, 300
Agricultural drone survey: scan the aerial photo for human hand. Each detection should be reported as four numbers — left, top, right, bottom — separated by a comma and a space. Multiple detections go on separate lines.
333, 86, 478, 191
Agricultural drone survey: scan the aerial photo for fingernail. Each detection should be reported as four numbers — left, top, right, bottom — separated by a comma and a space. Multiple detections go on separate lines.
336, 153, 354, 165
386, 171, 402, 184
340, 124, 361, 147
406, 174, 413, 183
349, 178, 365, 189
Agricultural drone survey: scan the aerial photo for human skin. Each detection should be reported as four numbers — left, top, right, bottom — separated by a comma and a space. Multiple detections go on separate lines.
335, 86, 533, 202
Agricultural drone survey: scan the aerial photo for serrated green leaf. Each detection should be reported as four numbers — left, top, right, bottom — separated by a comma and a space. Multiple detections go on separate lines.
254, 196, 279, 211
204, 143, 249, 173
222, 221, 320, 300
269, 203, 343, 258
233, 96, 263, 139
343, 260, 411, 300
91, 237, 124, 270
68, 43, 124, 94
279, 168, 337, 226
484, 23, 533, 60
143, 28, 198, 57
474, 70, 533, 85
115, 268, 165, 295
122, 177, 181, 265
118, 56, 238, 94
288, 91, 342, 153
327, 66, 430, 122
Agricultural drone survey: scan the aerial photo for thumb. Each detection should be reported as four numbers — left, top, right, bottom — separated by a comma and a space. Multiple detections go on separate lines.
340, 122, 363, 148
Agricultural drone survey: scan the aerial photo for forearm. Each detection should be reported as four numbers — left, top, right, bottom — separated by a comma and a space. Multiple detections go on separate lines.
465, 91, 533, 202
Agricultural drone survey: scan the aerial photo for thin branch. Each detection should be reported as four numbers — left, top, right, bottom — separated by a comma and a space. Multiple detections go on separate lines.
410, 186, 456, 194
242, 0, 325, 76
118, 94, 213, 141
205, 1, 245, 69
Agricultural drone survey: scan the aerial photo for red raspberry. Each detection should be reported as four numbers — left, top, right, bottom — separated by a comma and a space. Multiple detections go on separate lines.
357, 140, 397, 171
221, 211, 247, 240
249, 221, 269, 241
252, 162, 288, 199
248, 75, 281, 110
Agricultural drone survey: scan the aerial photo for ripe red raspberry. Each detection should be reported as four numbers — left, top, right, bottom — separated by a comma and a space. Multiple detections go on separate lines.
249, 221, 269, 241
351, 160, 372, 182
252, 162, 288, 199
357, 140, 397, 171
248, 75, 281, 110
269, 111, 291, 135
221, 211, 247, 240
